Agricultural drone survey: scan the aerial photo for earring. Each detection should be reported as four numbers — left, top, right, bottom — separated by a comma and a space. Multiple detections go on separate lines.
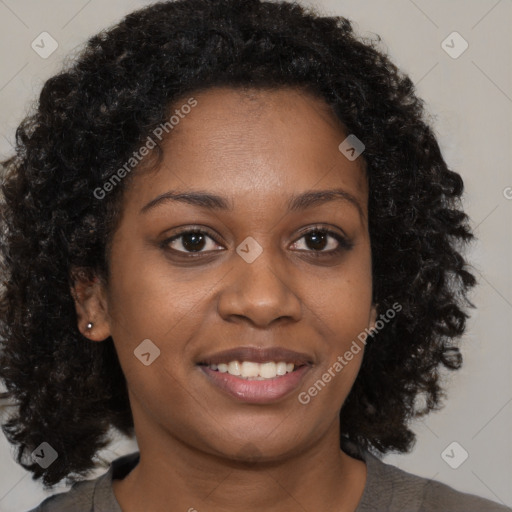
86, 322, 93, 330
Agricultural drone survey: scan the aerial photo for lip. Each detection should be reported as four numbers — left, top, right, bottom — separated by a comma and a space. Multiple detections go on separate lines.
197, 346, 314, 366
199, 364, 311, 404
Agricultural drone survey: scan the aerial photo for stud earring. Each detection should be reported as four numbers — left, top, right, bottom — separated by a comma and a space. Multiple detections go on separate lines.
86, 322, 93, 330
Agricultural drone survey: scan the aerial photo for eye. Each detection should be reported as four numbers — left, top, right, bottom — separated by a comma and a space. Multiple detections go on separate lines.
162, 228, 223, 255
161, 225, 353, 257
290, 226, 353, 255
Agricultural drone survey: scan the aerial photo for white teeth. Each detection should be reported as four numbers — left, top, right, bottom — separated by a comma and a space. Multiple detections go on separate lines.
228, 361, 241, 376
241, 361, 260, 378
276, 362, 287, 376
260, 362, 276, 379
208, 360, 297, 379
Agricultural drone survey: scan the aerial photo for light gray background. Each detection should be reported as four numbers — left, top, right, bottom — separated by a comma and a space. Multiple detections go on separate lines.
0, 0, 510, 510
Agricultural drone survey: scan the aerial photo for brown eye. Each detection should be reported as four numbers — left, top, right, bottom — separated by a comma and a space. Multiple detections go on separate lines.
291, 227, 353, 254
304, 230, 329, 251
161, 225, 353, 259
163, 229, 222, 254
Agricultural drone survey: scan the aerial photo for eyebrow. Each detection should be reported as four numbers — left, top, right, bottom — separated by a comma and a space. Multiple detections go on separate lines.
140, 188, 365, 220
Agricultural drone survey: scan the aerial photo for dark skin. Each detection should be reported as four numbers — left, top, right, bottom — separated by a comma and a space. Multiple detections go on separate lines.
72, 86, 377, 512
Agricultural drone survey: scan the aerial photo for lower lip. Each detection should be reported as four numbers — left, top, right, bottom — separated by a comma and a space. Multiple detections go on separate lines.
199, 365, 310, 404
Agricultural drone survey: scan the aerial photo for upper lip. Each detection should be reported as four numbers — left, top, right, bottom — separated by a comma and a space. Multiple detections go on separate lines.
197, 346, 313, 366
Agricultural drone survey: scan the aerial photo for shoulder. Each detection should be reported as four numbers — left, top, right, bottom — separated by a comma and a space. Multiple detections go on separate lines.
26, 452, 139, 512
339, 438, 511, 512
26, 477, 98, 511
420, 476, 511, 511
363, 450, 512, 512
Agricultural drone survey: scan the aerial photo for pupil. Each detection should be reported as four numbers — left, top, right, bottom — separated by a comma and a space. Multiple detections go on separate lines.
307, 230, 327, 251
183, 232, 205, 252
180, 231, 328, 252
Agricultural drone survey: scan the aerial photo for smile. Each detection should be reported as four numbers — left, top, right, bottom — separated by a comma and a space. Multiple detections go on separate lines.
205, 360, 296, 379
198, 363, 311, 404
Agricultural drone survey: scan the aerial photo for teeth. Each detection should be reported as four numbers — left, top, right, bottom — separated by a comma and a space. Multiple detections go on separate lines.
208, 361, 297, 379
228, 361, 241, 376
260, 362, 276, 379
276, 362, 287, 376
241, 361, 260, 378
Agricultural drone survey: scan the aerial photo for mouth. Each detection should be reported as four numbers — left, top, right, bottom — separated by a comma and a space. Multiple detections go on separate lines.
196, 346, 313, 403
198, 361, 304, 379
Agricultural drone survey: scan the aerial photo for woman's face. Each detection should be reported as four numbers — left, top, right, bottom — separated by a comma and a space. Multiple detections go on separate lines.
86, 86, 376, 461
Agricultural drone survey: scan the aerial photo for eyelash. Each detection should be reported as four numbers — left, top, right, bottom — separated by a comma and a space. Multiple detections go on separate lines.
160, 225, 354, 258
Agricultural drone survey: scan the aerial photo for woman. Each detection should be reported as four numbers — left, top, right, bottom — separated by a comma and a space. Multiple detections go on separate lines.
0, 0, 509, 510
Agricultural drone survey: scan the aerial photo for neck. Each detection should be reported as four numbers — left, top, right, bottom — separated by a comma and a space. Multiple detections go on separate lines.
113, 414, 367, 512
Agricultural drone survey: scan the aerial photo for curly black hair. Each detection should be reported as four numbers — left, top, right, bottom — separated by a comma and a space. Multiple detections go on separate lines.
0, 0, 476, 488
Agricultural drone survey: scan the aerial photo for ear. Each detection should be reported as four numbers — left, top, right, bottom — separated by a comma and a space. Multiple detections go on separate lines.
69, 268, 111, 342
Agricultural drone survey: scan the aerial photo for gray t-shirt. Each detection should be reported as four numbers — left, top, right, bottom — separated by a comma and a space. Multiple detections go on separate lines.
29, 439, 512, 511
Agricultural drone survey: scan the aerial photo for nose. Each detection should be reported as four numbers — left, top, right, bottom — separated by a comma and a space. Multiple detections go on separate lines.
217, 246, 302, 328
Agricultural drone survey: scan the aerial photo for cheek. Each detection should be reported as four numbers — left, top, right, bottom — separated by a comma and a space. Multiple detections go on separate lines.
106, 247, 203, 339
298, 280, 370, 417
104, 247, 219, 403
305, 255, 373, 394
310, 257, 373, 340
105, 257, 197, 419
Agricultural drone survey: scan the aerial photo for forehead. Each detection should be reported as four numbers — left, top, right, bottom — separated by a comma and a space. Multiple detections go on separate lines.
126, 86, 368, 213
